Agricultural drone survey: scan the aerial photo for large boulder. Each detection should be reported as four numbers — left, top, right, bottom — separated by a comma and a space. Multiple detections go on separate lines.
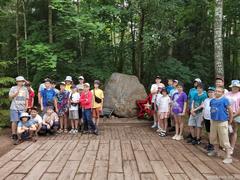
103, 73, 147, 117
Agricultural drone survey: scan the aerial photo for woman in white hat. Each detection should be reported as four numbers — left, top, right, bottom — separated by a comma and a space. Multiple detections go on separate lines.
65, 76, 73, 92
226, 80, 240, 154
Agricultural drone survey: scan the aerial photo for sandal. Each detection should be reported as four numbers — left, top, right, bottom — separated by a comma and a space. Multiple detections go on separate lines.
64, 129, 68, 133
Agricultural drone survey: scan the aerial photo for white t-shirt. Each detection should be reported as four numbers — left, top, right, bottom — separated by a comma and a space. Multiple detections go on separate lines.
155, 93, 163, 106
31, 114, 43, 124
203, 98, 213, 120
158, 96, 171, 112
69, 92, 80, 111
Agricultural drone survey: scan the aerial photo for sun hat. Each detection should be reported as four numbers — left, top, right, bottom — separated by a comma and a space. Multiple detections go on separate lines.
94, 80, 100, 85
208, 86, 216, 92
78, 76, 84, 80
84, 83, 90, 87
194, 78, 202, 83
20, 112, 30, 120
65, 76, 73, 82
229, 80, 240, 88
16, 76, 25, 82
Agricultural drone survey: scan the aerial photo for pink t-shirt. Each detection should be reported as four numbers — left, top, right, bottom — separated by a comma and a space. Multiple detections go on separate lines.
226, 92, 240, 113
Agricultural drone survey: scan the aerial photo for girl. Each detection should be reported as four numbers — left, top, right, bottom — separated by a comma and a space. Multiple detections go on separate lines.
155, 87, 163, 132
158, 88, 171, 137
171, 82, 187, 141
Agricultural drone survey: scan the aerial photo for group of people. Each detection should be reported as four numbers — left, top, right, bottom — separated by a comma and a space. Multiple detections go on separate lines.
9, 75, 104, 145
150, 76, 240, 164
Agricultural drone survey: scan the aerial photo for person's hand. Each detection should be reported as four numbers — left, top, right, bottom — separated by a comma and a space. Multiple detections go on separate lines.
191, 110, 195, 116
47, 124, 50, 129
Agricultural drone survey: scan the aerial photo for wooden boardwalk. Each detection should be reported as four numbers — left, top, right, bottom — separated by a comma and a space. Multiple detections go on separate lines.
0, 120, 240, 180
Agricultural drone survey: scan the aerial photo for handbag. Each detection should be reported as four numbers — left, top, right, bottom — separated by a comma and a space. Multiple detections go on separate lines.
94, 89, 102, 104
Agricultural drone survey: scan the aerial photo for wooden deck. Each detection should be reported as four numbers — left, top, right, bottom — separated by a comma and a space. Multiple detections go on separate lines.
0, 119, 239, 180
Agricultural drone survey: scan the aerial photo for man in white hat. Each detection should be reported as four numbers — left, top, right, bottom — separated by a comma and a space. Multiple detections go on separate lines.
9, 76, 29, 144
65, 76, 73, 92
77, 76, 84, 93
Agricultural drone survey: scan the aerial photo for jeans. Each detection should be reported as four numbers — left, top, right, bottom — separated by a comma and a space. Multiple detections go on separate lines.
83, 109, 96, 131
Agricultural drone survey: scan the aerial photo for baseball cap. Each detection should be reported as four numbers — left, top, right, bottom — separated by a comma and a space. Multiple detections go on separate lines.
78, 76, 84, 80
44, 78, 52, 83
208, 86, 216, 92
156, 76, 161, 79
60, 81, 66, 85
84, 83, 90, 87
173, 80, 178, 84
194, 78, 202, 83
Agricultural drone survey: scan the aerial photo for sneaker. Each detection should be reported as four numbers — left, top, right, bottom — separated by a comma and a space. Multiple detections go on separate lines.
207, 151, 217, 157
196, 139, 201, 145
207, 144, 214, 152
69, 129, 74, 134
172, 134, 178, 140
159, 131, 166, 137
93, 130, 99, 136
156, 128, 163, 133
229, 148, 234, 155
223, 157, 232, 164
74, 129, 78, 134
192, 139, 197, 145
176, 135, 183, 141
151, 123, 157, 128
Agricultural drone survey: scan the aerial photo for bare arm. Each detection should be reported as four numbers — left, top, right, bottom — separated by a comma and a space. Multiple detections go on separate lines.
227, 106, 233, 124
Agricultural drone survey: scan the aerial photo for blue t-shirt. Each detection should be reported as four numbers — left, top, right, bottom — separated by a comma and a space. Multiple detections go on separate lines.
193, 93, 208, 114
188, 88, 198, 110
166, 85, 174, 94
41, 88, 56, 107
18, 119, 35, 128
210, 97, 230, 121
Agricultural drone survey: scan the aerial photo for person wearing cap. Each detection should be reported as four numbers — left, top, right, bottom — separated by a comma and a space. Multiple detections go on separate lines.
17, 112, 36, 144
215, 77, 229, 94
91, 80, 104, 127
69, 85, 80, 134
171, 82, 188, 141
25, 81, 35, 109
65, 76, 73, 92
208, 86, 233, 164
9, 76, 29, 143
40, 78, 58, 113
188, 78, 202, 112
166, 79, 174, 94
225, 80, 240, 155
29, 106, 43, 136
150, 76, 165, 128
80, 83, 98, 135
56, 82, 70, 133
202, 86, 215, 151
77, 76, 85, 93
188, 83, 207, 145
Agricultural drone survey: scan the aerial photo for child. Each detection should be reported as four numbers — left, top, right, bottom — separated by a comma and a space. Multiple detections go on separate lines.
57, 82, 70, 133
25, 81, 35, 109
80, 83, 98, 135
42, 107, 59, 134
9, 76, 29, 144
29, 106, 43, 136
171, 82, 187, 141
91, 80, 104, 127
157, 88, 171, 137
155, 87, 163, 132
202, 87, 215, 151
69, 85, 80, 134
17, 112, 36, 144
65, 76, 73, 92
188, 83, 207, 145
166, 79, 174, 94
208, 87, 233, 164
215, 77, 228, 94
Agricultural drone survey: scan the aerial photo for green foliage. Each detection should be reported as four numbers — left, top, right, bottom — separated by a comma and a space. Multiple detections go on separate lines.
0, 110, 10, 128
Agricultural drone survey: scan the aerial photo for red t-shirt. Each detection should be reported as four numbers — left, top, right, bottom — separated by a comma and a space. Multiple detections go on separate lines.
28, 88, 35, 108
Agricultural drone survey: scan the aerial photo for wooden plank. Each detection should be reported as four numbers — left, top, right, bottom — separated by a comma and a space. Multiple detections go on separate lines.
171, 174, 189, 180
14, 150, 47, 173
0, 161, 22, 180
58, 161, 80, 180
13, 143, 41, 161
78, 151, 97, 173
108, 173, 124, 180
164, 145, 187, 162
134, 151, 153, 173
23, 161, 51, 180
141, 174, 157, 180
0, 149, 21, 168
109, 150, 123, 173
41, 141, 66, 161
110, 140, 121, 151
74, 173, 91, 180
202, 174, 220, 180
87, 140, 99, 151
178, 161, 205, 180
150, 161, 173, 180
92, 160, 108, 180
40, 173, 58, 180
47, 150, 72, 173
131, 140, 144, 151
142, 143, 160, 161
214, 158, 240, 174
121, 141, 135, 160
123, 161, 140, 180
69, 141, 88, 161
39, 140, 56, 150
204, 159, 233, 177
5, 174, 25, 180
97, 143, 109, 161
14, 141, 32, 150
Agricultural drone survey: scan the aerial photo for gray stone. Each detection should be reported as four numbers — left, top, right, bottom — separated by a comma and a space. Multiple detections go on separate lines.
103, 73, 147, 117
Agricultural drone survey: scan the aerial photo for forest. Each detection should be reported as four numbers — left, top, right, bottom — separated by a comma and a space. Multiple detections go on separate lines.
0, 0, 240, 119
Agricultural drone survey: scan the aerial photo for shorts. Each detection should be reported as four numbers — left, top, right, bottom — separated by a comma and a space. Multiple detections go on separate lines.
188, 113, 203, 128
10, 110, 23, 122
92, 108, 101, 119
204, 119, 211, 133
159, 112, 169, 119
69, 110, 79, 120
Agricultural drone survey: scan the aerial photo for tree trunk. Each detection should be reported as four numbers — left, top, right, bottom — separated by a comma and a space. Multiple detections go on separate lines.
16, 0, 20, 75
22, 0, 28, 79
130, 18, 136, 75
214, 0, 224, 78
117, 29, 125, 72
48, 0, 53, 43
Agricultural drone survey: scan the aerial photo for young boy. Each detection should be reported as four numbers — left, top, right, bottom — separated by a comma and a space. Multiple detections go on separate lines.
166, 79, 174, 94
17, 112, 36, 144
40, 78, 58, 113
215, 77, 228, 94
202, 87, 215, 151
91, 80, 104, 127
188, 83, 207, 145
208, 87, 233, 164
42, 107, 59, 134
29, 106, 43, 136
9, 76, 29, 144
57, 82, 70, 133
69, 85, 80, 134
80, 83, 98, 135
